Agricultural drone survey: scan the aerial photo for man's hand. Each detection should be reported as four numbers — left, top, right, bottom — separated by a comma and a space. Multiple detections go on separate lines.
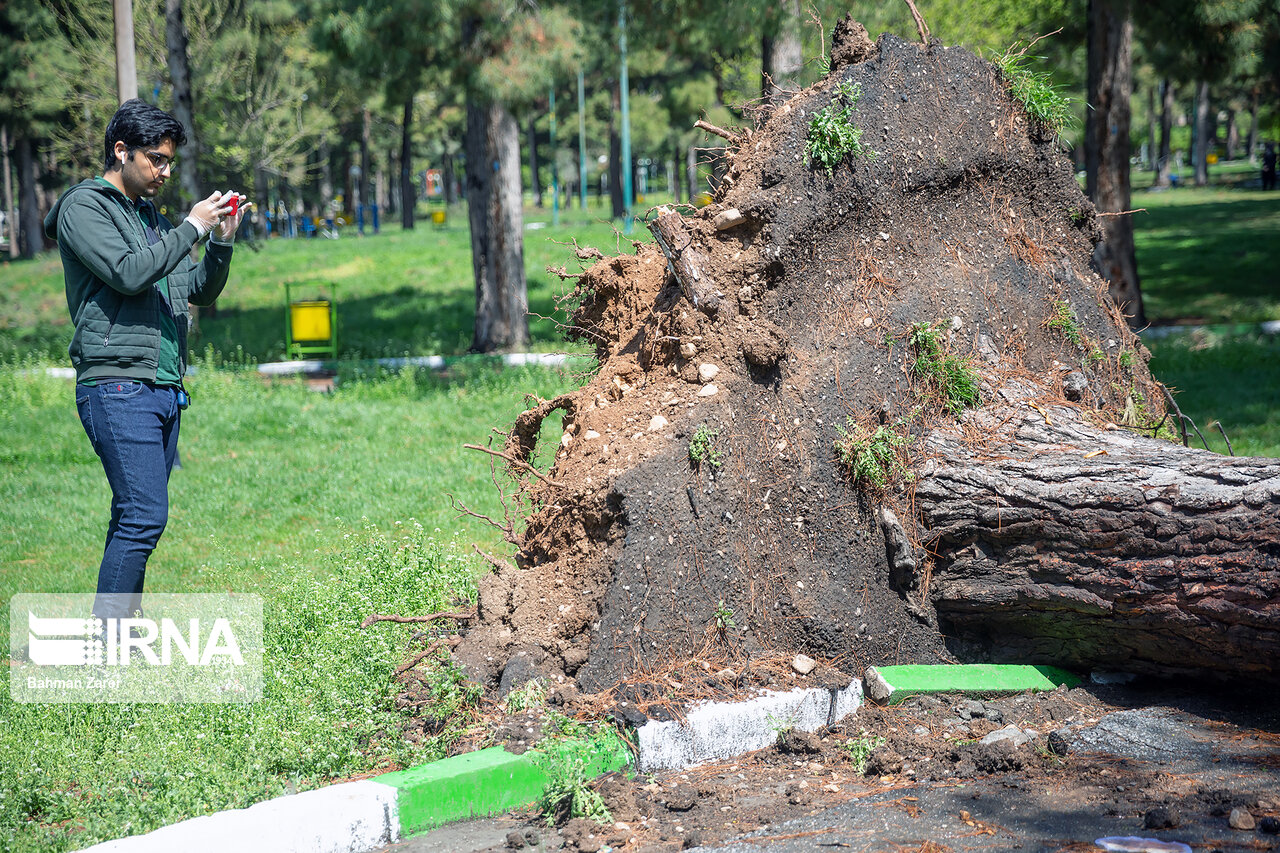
185, 191, 232, 238
211, 192, 251, 245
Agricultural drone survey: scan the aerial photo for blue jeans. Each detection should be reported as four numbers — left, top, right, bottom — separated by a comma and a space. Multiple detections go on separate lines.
76, 381, 181, 620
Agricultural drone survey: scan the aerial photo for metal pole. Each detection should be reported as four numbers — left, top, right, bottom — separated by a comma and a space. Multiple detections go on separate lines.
113, 0, 137, 103
577, 70, 588, 212
550, 89, 560, 227
619, 0, 634, 234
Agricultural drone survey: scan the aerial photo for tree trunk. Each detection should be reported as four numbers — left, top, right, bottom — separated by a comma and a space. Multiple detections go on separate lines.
2, 124, 16, 260
1156, 78, 1174, 188
528, 114, 542, 208
1193, 80, 1209, 186
465, 99, 529, 353
1085, 0, 1144, 329
761, 0, 803, 104
113, 0, 137, 103
443, 150, 458, 206
16, 132, 42, 258
320, 137, 334, 214
254, 164, 269, 240
360, 106, 372, 234
1146, 84, 1157, 173
164, 0, 200, 208
917, 410, 1280, 682
400, 97, 415, 230
686, 145, 699, 202
609, 84, 624, 219
1246, 88, 1259, 162
672, 144, 682, 204
1225, 109, 1239, 161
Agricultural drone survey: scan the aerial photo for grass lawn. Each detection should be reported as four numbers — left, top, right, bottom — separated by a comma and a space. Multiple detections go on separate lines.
0, 359, 582, 851
1132, 179, 1280, 325
0, 176, 1276, 850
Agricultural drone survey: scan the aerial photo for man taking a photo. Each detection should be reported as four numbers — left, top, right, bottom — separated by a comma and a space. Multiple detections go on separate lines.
43, 98, 250, 623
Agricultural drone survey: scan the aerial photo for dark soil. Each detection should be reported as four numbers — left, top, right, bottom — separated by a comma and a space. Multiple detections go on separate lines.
455, 27, 1163, 708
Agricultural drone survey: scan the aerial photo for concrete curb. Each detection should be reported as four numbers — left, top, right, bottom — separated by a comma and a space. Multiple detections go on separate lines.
75, 736, 631, 853
635, 679, 864, 772
75, 665, 1079, 851
864, 664, 1081, 704
76, 780, 398, 853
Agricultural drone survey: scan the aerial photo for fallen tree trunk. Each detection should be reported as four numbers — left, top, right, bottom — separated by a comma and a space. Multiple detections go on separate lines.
918, 404, 1280, 681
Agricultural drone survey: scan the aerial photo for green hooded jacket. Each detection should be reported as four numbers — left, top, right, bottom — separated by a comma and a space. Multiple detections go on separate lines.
43, 178, 234, 384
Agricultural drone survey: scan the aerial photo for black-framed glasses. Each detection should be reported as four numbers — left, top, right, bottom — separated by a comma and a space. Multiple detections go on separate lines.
143, 151, 177, 174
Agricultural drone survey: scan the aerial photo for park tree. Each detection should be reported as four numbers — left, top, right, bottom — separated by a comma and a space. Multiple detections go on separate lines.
315, 0, 456, 231
164, 0, 201, 207
1086, 0, 1144, 328
1137, 0, 1263, 185
0, 0, 74, 258
458, 1, 581, 351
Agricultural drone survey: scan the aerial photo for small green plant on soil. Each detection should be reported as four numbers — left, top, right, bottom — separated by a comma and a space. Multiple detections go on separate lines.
533, 716, 621, 826
842, 733, 886, 774
907, 323, 982, 416
806, 80, 873, 176
712, 600, 736, 633
1046, 300, 1085, 348
835, 419, 912, 489
991, 42, 1074, 134
766, 713, 797, 737
1118, 349, 1136, 370
688, 423, 725, 469
539, 754, 613, 826
504, 678, 548, 713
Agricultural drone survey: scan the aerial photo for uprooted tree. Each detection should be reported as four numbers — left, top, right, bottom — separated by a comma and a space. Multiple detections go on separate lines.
454, 22, 1280, 701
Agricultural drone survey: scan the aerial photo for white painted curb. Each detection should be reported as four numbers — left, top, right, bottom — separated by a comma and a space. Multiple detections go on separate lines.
74, 779, 398, 853
635, 679, 864, 772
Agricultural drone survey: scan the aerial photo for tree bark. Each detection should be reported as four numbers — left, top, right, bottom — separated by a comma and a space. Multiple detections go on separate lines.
1246, 87, 1259, 162
527, 114, 543, 208
609, 83, 624, 219
400, 97, 415, 230
1225, 109, 1239, 161
465, 99, 529, 353
320, 137, 334, 215
917, 409, 1280, 683
1156, 78, 1174, 188
2, 124, 16, 260
1193, 80, 1210, 186
15, 132, 42, 258
761, 0, 803, 104
686, 145, 699, 202
1085, 0, 1144, 329
360, 106, 372, 234
443, 149, 458, 206
1145, 84, 1156, 172
164, 0, 200, 208
113, 0, 137, 103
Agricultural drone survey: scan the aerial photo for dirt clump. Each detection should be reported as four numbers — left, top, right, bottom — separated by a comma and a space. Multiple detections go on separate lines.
455, 27, 1163, 704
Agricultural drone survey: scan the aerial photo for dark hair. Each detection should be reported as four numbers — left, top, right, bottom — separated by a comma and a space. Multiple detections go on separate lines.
102, 99, 187, 171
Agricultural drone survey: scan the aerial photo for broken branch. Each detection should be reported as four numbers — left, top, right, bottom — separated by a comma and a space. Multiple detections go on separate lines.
394, 636, 462, 676
903, 0, 930, 44
694, 119, 739, 143
463, 443, 564, 488
360, 608, 476, 630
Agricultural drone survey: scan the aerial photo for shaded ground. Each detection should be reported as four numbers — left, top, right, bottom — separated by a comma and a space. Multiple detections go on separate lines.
383, 682, 1280, 853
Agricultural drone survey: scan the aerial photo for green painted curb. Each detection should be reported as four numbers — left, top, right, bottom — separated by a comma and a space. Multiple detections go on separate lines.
373, 734, 632, 837
865, 664, 1081, 704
